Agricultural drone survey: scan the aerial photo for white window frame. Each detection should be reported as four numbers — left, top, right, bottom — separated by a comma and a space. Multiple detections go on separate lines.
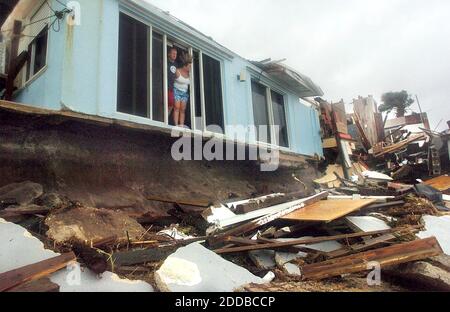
23, 1, 50, 85
117, 11, 225, 138
250, 78, 291, 150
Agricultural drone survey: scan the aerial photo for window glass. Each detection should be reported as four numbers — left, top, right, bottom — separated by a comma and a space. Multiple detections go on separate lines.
251, 80, 271, 143
271, 90, 289, 148
152, 32, 164, 122
117, 13, 149, 118
202, 54, 224, 131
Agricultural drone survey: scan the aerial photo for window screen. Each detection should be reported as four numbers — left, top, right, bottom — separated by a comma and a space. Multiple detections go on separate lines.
202, 54, 224, 131
152, 32, 164, 122
251, 80, 271, 143
271, 90, 289, 148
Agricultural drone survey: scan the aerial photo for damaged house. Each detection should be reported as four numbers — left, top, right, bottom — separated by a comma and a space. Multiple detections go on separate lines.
2, 1, 450, 294
0, 0, 324, 209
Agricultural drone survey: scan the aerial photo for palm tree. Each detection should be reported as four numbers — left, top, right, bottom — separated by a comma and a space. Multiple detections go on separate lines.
379, 90, 415, 118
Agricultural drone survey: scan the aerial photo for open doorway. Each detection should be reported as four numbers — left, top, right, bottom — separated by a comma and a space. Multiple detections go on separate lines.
167, 42, 192, 129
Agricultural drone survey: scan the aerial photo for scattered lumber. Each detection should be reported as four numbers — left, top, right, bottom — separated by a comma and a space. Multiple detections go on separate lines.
0, 252, 76, 292
374, 133, 427, 158
214, 225, 422, 254
301, 237, 443, 280
6, 278, 60, 293
208, 192, 329, 246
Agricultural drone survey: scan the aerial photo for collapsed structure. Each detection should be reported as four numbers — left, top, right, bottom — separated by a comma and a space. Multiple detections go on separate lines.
0, 0, 450, 293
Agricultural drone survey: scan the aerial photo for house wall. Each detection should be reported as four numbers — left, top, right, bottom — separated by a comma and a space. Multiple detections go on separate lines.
9, 0, 323, 158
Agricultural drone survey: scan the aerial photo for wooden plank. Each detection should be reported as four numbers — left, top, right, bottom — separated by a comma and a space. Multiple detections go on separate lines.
7, 278, 60, 293
424, 175, 450, 192
214, 225, 422, 254
301, 237, 443, 280
281, 199, 377, 223
3, 206, 51, 216
235, 191, 310, 214
208, 192, 329, 246
112, 246, 176, 266
0, 252, 76, 292
146, 194, 211, 208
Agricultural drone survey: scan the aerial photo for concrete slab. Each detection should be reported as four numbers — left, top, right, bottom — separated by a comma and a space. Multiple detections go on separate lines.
417, 215, 450, 255
0, 219, 153, 292
155, 243, 264, 292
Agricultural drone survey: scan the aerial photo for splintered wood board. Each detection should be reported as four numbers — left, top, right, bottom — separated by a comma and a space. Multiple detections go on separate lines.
424, 175, 450, 192
281, 199, 377, 223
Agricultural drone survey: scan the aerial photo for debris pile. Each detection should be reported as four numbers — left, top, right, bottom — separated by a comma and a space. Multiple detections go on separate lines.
1, 171, 450, 292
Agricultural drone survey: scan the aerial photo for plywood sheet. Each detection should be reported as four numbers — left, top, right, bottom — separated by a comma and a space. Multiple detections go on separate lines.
281, 199, 377, 223
424, 175, 450, 192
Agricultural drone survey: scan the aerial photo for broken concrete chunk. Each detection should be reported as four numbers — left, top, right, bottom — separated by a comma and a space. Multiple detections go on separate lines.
346, 216, 391, 232
0, 181, 43, 206
417, 215, 450, 255
155, 243, 264, 292
45, 207, 146, 244
248, 250, 276, 269
283, 263, 301, 276
275, 251, 307, 267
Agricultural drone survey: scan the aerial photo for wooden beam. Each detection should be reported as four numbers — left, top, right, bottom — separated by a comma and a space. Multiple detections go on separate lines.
208, 192, 329, 246
0, 252, 76, 292
235, 191, 309, 214
146, 195, 211, 208
213, 225, 422, 254
301, 237, 443, 280
7, 278, 60, 293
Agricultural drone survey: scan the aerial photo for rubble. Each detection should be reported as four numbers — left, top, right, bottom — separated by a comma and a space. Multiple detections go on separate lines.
0, 219, 153, 292
1, 104, 450, 293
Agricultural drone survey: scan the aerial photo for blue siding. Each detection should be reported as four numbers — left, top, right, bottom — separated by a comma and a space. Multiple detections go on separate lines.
11, 0, 323, 158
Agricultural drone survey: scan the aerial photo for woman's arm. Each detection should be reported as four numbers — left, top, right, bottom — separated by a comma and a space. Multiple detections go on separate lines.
175, 70, 181, 79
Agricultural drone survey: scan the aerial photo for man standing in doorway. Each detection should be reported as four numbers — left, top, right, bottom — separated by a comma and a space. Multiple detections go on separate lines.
168, 47, 178, 116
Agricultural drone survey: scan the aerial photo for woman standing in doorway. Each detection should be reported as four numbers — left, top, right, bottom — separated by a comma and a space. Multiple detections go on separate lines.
173, 54, 192, 127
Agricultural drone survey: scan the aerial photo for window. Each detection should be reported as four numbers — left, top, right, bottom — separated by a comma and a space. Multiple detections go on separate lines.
251, 80, 271, 143
251, 80, 289, 147
116, 13, 224, 133
25, 2, 51, 82
203, 54, 224, 130
117, 13, 149, 117
271, 90, 289, 148
152, 32, 164, 122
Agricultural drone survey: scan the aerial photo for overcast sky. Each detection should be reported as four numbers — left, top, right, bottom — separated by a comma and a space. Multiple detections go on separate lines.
147, 0, 450, 131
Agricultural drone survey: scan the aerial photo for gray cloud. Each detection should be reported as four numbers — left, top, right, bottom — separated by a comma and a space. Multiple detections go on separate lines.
147, 0, 450, 130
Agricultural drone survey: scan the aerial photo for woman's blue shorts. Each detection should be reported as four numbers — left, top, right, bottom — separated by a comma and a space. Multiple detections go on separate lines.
174, 87, 189, 103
